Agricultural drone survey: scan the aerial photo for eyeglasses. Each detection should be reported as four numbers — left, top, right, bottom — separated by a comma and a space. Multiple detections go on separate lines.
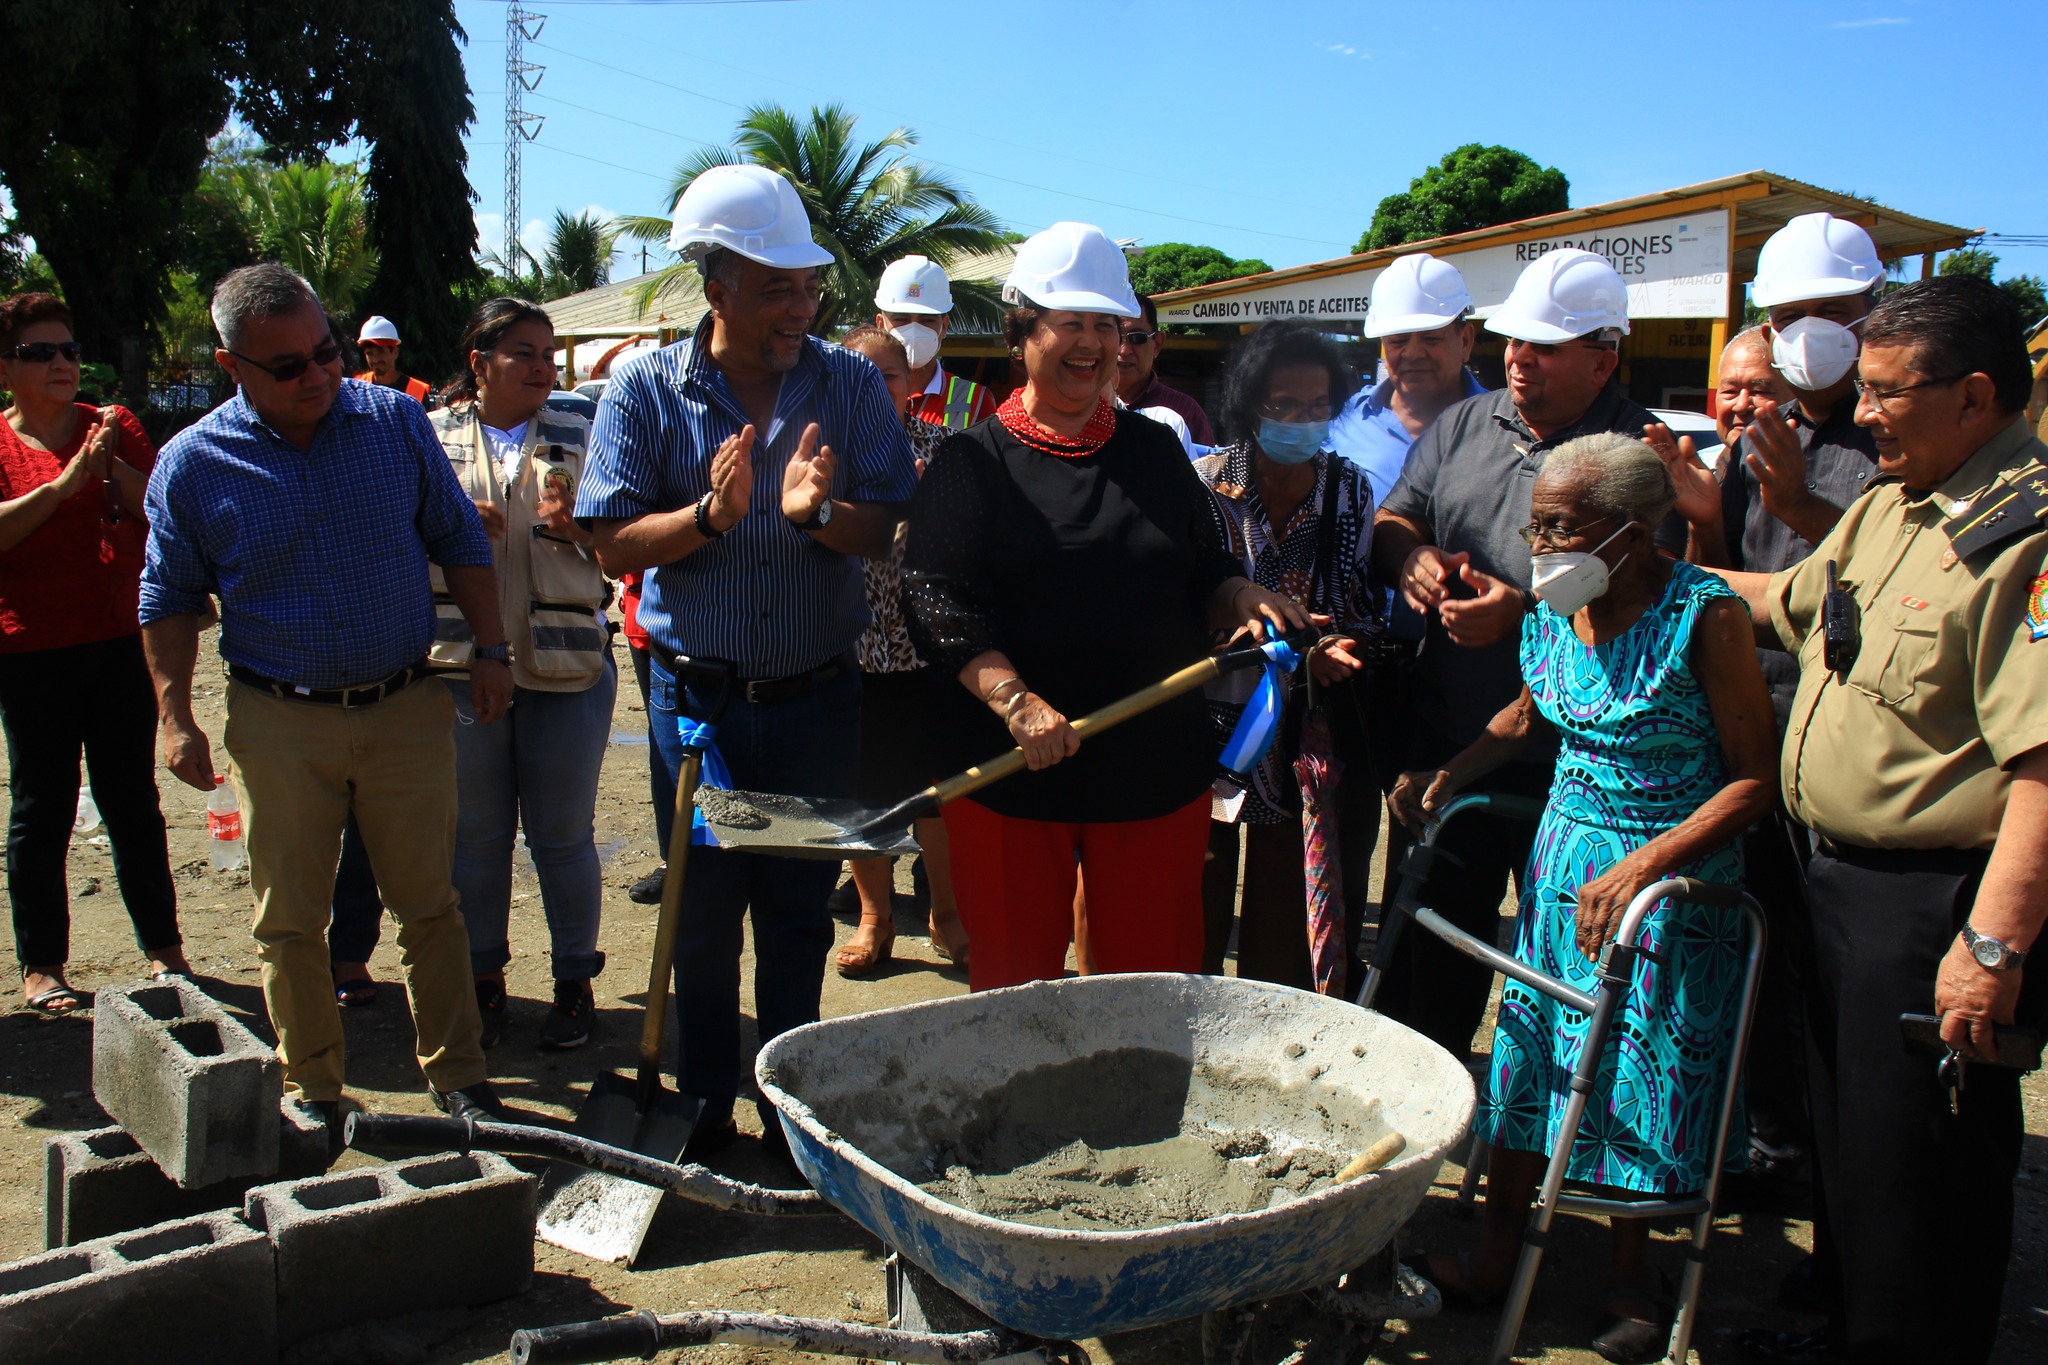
1118, 329, 1156, 348
1851, 373, 1964, 412
1257, 400, 1333, 423
229, 342, 343, 381
6, 341, 82, 363
1519, 514, 1616, 549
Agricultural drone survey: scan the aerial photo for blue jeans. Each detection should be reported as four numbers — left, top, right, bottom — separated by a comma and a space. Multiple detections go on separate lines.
629, 644, 679, 859
646, 651, 860, 1123
446, 660, 617, 981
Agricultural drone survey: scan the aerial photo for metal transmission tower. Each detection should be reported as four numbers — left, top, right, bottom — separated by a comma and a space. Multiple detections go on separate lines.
504, 4, 546, 273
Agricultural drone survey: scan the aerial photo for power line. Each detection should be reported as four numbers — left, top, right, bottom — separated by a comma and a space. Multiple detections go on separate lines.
504, 5, 547, 269
524, 39, 1351, 249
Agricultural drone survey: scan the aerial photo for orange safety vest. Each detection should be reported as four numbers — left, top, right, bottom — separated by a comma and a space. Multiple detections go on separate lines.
356, 372, 432, 404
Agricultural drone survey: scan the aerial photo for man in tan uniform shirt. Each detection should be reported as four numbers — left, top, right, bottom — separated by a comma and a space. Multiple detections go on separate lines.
1717, 277, 2048, 1365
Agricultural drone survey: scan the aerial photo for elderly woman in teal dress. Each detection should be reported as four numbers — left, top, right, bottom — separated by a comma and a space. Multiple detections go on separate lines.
1389, 432, 1775, 1362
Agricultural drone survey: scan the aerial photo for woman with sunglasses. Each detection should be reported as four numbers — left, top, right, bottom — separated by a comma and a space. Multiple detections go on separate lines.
429, 298, 614, 1051
1388, 433, 1773, 1360
0, 292, 186, 1013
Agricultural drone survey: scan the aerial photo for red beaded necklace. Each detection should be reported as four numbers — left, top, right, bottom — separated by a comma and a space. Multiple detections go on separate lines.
997, 389, 1117, 457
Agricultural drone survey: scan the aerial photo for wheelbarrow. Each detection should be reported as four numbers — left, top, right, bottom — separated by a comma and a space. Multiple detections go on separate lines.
348, 974, 1476, 1363
1356, 792, 1767, 1365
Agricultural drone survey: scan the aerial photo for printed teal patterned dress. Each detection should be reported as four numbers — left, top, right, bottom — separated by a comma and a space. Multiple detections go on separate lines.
1475, 562, 1749, 1196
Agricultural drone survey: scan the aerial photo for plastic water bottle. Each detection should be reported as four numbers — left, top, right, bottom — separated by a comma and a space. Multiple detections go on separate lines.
207, 776, 245, 871
74, 789, 102, 836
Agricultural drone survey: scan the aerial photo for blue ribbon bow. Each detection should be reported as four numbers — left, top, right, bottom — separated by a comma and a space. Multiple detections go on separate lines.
1218, 634, 1302, 779
679, 718, 734, 847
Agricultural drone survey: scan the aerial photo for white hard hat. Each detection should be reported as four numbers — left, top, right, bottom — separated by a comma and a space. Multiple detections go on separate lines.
1750, 212, 1883, 309
357, 315, 401, 345
1002, 222, 1141, 318
876, 255, 952, 315
1365, 253, 1473, 338
1485, 248, 1631, 343
667, 164, 832, 271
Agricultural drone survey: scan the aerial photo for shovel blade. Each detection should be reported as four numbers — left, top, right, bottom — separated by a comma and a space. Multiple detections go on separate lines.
695, 788, 922, 860
535, 1070, 702, 1266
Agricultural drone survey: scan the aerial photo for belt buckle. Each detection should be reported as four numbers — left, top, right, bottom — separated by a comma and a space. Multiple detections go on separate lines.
744, 678, 768, 705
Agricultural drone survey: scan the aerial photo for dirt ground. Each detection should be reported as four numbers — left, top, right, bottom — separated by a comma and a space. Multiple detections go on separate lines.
2, 631, 2044, 1363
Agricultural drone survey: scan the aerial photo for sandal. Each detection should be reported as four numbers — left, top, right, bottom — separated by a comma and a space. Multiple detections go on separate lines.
1422, 1250, 1507, 1311
334, 976, 380, 1008
928, 910, 970, 968
26, 984, 86, 1015
836, 923, 895, 978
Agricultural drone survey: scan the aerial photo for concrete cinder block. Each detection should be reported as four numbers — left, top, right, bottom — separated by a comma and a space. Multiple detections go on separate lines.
0, 1210, 276, 1365
45, 1101, 334, 1248
92, 979, 282, 1189
245, 1151, 536, 1343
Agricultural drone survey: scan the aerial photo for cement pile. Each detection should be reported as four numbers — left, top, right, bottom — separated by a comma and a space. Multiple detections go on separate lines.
916, 1047, 1388, 1231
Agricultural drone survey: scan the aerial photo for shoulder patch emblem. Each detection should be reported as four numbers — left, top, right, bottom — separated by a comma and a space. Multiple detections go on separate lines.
2028, 573, 2048, 642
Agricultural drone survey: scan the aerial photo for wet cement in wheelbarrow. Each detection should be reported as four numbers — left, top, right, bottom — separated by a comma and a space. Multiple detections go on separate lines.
915, 1047, 1387, 1232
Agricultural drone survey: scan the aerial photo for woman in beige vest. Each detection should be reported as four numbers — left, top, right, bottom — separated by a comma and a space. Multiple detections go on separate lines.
430, 299, 614, 1050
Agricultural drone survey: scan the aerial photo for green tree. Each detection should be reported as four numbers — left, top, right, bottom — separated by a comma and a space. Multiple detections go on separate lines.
1358, 145, 1570, 254
0, 1, 476, 405
622, 102, 1008, 335
1127, 243, 1271, 298
1940, 246, 2048, 324
232, 161, 379, 317
487, 210, 620, 302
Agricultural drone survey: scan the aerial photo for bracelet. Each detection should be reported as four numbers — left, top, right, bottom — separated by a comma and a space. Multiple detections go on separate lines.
694, 492, 726, 540
1002, 689, 1035, 722
982, 676, 1027, 709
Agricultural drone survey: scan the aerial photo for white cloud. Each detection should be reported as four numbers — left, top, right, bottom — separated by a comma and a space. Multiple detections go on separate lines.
1322, 42, 1371, 58
1829, 16, 1909, 28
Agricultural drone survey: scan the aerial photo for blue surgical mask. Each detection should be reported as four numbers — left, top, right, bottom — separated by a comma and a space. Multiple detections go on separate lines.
1256, 417, 1329, 465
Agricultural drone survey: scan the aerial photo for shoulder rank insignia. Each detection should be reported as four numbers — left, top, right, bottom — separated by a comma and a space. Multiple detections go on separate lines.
2029, 573, 2048, 642
1945, 463, 2048, 563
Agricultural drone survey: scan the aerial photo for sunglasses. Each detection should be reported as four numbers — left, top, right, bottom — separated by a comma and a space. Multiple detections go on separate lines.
229, 341, 343, 381
1118, 329, 1157, 347
7, 341, 82, 363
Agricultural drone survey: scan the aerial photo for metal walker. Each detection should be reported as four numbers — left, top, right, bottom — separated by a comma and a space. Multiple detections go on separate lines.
1356, 792, 1767, 1365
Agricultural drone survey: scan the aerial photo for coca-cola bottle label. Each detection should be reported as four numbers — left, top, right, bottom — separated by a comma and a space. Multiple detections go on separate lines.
208, 810, 242, 842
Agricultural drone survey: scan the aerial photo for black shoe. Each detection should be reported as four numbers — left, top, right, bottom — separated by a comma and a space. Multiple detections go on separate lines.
430, 1080, 507, 1124
1737, 1328, 1839, 1365
1776, 1255, 1827, 1313
628, 864, 667, 905
683, 1109, 739, 1161
476, 977, 506, 1049
538, 978, 595, 1051
294, 1097, 346, 1163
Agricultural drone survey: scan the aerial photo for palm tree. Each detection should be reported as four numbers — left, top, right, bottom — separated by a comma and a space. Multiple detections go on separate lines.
485, 210, 620, 302
232, 161, 379, 317
620, 103, 1008, 335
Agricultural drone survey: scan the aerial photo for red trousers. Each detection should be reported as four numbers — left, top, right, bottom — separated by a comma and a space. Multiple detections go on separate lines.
942, 794, 1211, 993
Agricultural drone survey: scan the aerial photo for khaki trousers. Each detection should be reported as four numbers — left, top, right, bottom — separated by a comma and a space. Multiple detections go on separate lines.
224, 677, 485, 1101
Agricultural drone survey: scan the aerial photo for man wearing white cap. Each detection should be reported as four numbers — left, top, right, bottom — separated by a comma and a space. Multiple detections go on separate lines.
873, 255, 996, 429
1373, 248, 1666, 1056
576, 164, 918, 1160
1329, 252, 1488, 507
354, 315, 431, 405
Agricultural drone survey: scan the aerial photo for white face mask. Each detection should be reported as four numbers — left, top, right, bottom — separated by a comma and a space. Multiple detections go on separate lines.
888, 321, 939, 370
1770, 315, 1862, 392
1529, 521, 1636, 617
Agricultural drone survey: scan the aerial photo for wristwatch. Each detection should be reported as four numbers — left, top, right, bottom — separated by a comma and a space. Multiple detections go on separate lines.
792, 499, 834, 532
1961, 924, 2028, 971
693, 491, 727, 540
474, 642, 512, 665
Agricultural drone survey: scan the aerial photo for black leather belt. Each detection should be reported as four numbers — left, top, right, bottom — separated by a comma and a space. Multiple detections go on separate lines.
228, 659, 431, 708
651, 645, 846, 706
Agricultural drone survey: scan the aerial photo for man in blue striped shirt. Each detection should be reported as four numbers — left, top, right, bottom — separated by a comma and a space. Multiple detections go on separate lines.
579, 166, 918, 1159
140, 264, 512, 1134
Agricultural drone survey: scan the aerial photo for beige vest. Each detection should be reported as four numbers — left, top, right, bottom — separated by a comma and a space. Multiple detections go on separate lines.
428, 403, 608, 692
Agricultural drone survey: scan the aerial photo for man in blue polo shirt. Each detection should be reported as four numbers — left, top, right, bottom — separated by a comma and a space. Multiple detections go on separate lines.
578, 166, 917, 1159
140, 263, 511, 1131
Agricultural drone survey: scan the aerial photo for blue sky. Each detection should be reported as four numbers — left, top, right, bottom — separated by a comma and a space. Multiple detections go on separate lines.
452, 0, 2047, 283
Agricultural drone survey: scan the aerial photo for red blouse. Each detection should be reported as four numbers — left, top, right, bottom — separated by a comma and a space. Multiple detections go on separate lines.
0, 404, 154, 652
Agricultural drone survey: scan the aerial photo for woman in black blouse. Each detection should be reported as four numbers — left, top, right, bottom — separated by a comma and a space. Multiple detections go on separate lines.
902, 221, 1306, 992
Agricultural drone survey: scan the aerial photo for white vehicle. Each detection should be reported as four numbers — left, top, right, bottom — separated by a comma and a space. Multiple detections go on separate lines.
1650, 406, 1722, 468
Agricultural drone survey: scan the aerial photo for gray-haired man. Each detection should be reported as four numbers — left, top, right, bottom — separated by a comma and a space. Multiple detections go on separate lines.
140, 263, 511, 1127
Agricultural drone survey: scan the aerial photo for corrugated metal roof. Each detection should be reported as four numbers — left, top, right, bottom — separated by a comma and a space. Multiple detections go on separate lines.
1153, 170, 1979, 310
547, 243, 1020, 337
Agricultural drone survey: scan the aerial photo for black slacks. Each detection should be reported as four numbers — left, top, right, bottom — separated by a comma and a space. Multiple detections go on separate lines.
0, 634, 179, 966
1803, 839, 2035, 1365
1741, 810, 1814, 1175
1374, 722, 1552, 1055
